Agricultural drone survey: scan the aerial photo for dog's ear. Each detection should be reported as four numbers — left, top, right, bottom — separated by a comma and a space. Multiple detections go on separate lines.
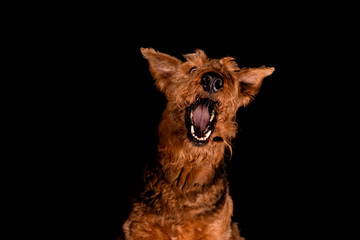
140, 48, 182, 92
238, 66, 275, 107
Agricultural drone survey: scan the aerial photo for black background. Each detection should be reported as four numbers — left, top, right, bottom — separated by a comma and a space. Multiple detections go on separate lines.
53, 5, 352, 240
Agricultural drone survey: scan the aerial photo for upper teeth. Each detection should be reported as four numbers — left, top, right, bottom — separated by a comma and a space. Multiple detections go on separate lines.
209, 110, 215, 122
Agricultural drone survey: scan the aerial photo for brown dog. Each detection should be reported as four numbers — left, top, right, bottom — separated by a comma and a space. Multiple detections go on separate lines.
122, 48, 274, 240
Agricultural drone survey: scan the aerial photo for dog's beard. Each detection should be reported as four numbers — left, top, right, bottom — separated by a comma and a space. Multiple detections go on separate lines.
185, 98, 217, 146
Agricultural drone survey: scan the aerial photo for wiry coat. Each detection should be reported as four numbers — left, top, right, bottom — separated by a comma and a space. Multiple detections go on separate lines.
123, 48, 274, 240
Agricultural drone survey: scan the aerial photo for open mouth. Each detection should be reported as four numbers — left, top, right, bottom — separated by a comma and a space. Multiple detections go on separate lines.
185, 98, 217, 146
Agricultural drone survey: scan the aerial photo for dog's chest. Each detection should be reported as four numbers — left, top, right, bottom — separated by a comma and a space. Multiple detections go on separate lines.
164, 195, 233, 240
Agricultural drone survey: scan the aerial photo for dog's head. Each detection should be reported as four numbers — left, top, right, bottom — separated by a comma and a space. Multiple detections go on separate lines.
141, 48, 274, 148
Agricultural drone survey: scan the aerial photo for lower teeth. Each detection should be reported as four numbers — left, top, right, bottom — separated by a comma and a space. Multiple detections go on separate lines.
190, 125, 212, 141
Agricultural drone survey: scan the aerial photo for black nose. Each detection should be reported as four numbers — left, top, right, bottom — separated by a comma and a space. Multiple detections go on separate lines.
200, 72, 224, 93
200, 72, 224, 94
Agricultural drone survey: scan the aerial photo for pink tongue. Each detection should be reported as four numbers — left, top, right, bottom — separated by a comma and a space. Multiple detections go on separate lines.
193, 104, 210, 132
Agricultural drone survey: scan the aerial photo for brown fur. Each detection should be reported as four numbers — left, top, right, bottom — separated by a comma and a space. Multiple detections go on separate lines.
122, 48, 274, 240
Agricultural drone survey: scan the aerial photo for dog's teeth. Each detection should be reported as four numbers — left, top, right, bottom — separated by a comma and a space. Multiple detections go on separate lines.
191, 127, 212, 141
204, 125, 210, 133
210, 111, 215, 122
205, 130, 212, 139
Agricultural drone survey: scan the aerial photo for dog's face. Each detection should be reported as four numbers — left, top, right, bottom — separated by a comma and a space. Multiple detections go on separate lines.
141, 48, 274, 147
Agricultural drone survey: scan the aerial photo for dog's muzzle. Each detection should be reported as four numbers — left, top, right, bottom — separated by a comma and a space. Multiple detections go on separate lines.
185, 98, 217, 146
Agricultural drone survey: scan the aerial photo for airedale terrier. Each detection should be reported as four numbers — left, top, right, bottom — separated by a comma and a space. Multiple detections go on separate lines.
123, 48, 274, 240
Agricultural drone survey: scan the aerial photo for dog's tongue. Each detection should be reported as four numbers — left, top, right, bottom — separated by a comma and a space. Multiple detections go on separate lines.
193, 104, 210, 132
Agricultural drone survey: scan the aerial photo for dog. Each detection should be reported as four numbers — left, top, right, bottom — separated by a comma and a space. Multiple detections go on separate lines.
122, 48, 274, 240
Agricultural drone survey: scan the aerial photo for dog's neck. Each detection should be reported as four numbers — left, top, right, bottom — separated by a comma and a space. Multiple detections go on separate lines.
157, 137, 226, 191
143, 152, 228, 217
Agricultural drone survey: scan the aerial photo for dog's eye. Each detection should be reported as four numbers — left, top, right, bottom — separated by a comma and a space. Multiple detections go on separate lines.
189, 67, 197, 74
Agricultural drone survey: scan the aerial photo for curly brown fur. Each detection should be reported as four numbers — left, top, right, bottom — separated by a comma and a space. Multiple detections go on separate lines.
123, 48, 274, 240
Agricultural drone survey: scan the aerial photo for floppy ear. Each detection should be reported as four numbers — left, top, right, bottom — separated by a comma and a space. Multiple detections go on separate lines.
238, 66, 275, 107
140, 48, 182, 92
